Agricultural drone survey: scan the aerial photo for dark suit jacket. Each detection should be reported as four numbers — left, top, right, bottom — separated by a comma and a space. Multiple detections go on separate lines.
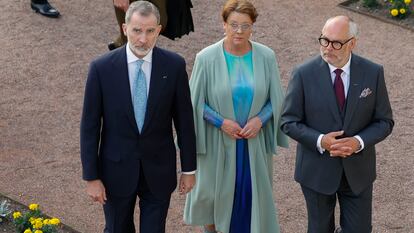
280, 54, 394, 195
80, 46, 196, 199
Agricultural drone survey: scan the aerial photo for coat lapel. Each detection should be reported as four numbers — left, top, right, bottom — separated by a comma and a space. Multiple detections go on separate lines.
249, 42, 264, 118
217, 40, 236, 120
111, 46, 140, 134
316, 57, 343, 124
141, 47, 167, 133
343, 55, 364, 129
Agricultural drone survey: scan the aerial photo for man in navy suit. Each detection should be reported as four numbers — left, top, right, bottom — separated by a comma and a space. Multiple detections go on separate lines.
80, 1, 196, 233
280, 16, 393, 233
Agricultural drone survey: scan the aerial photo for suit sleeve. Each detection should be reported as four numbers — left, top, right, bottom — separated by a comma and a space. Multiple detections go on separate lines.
172, 58, 197, 173
80, 62, 102, 181
355, 66, 394, 147
280, 67, 322, 151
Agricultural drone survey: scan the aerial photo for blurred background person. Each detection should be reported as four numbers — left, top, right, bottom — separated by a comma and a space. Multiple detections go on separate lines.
31, 0, 60, 18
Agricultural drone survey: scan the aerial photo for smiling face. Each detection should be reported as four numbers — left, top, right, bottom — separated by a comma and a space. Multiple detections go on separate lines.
223, 12, 253, 49
122, 12, 161, 58
320, 16, 356, 68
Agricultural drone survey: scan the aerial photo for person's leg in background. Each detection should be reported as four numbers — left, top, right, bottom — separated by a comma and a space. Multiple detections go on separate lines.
31, 0, 60, 18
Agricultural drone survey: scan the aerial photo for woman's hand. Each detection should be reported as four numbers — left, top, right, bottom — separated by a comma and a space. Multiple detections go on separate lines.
239, 116, 262, 139
114, 0, 129, 12
221, 119, 243, 139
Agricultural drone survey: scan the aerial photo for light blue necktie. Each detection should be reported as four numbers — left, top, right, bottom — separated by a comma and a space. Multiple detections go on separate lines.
133, 60, 147, 132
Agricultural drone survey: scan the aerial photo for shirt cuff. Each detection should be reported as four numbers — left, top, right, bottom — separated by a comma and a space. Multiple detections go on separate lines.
354, 135, 364, 153
317, 134, 325, 154
182, 170, 196, 175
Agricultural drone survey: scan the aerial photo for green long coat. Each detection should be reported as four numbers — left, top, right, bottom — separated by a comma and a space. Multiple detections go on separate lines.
184, 39, 289, 233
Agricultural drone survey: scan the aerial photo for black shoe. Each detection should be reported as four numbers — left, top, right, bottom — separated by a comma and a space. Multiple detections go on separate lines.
31, 1, 60, 18
107, 42, 118, 51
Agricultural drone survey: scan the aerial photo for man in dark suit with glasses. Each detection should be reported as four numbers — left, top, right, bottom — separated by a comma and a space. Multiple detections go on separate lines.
281, 15, 393, 233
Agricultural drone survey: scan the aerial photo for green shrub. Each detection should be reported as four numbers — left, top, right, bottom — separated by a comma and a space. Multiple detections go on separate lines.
362, 0, 379, 7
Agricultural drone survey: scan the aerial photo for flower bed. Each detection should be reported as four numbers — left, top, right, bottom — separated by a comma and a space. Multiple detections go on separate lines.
339, 0, 414, 31
0, 194, 80, 233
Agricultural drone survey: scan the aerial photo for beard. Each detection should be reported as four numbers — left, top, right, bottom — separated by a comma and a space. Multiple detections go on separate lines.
130, 43, 153, 58
132, 46, 151, 57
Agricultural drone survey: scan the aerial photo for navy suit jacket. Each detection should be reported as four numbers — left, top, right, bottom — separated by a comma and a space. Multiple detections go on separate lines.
80, 46, 196, 199
280, 54, 394, 195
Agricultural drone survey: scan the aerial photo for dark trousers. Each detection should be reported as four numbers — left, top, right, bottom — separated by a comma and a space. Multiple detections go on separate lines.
31, 0, 48, 3
103, 166, 171, 233
301, 174, 373, 233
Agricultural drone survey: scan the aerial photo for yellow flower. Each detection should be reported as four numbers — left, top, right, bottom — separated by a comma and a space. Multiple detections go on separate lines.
390, 9, 399, 16
43, 218, 50, 225
33, 219, 43, 229
50, 217, 60, 225
400, 8, 406, 14
404, 0, 411, 5
34, 230, 43, 233
24, 229, 33, 233
12, 211, 22, 219
29, 203, 39, 211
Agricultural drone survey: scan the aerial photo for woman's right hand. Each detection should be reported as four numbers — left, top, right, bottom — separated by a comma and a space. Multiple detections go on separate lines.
114, 0, 129, 12
221, 119, 243, 139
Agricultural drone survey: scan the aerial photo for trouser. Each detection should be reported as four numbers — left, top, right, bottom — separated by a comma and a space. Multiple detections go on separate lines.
103, 165, 171, 233
301, 174, 373, 233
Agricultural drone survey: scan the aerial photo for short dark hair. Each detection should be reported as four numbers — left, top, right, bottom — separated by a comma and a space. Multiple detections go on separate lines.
222, 0, 258, 23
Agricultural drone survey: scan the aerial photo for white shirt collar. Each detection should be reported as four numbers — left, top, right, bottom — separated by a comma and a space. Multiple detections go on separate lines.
126, 42, 153, 64
328, 54, 352, 75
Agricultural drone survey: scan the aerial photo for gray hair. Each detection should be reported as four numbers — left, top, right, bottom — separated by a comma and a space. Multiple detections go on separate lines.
348, 18, 358, 38
325, 15, 359, 38
125, 1, 160, 24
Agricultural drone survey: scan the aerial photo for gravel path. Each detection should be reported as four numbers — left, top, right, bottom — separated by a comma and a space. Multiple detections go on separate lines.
1, 0, 413, 232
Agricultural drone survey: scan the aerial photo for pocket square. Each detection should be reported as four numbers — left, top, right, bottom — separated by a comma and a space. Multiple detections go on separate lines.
359, 88, 372, 98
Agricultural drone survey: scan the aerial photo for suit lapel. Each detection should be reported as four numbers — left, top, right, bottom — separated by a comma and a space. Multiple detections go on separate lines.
316, 57, 343, 124
141, 47, 167, 133
343, 55, 364, 129
112, 46, 140, 134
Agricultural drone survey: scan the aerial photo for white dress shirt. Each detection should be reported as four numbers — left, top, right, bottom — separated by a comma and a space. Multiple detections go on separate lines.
317, 54, 364, 154
126, 43, 196, 175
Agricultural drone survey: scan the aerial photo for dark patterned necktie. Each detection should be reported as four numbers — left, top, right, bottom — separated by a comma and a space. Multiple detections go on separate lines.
334, 69, 345, 111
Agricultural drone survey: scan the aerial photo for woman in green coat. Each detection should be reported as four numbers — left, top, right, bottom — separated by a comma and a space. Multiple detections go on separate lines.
184, 0, 288, 233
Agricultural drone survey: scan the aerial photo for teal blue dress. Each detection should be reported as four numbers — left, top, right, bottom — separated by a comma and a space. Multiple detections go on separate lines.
224, 49, 254, 233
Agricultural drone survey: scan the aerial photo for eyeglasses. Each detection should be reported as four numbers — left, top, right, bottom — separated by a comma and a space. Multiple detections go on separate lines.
318, 35, 354, 50
229, 23, 252, 32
